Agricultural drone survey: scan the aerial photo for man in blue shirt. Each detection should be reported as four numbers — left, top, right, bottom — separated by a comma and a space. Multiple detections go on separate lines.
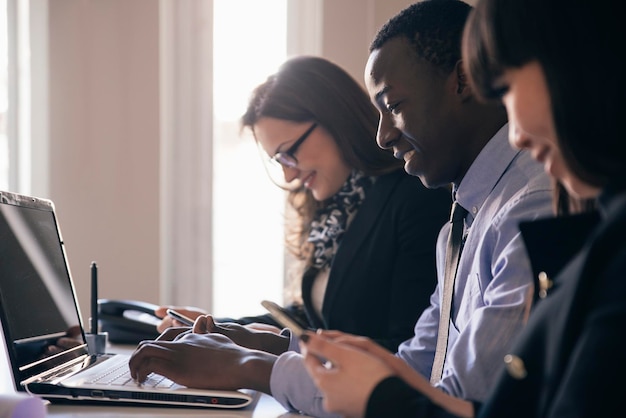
129, 1, 553, 415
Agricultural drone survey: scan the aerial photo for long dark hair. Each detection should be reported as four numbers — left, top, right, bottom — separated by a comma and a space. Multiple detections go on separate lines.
241, 55, 401, 261
463, 0, 624, 214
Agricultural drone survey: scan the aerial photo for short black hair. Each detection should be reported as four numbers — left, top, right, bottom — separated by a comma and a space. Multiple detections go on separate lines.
370, 0, 472, 74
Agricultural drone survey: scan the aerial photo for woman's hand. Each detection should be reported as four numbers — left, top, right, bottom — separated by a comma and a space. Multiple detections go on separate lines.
300, 331, 395, 418
154, 306, 206, 333
302, 330, 474, 418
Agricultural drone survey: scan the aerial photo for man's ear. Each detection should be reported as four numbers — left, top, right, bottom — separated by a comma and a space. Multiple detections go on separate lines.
454, 60, 471, 100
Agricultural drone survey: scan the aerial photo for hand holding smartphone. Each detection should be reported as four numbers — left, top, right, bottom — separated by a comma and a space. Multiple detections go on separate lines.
261, 300, 333, 369
166, 308, 195, 327
260, 300, 306, 338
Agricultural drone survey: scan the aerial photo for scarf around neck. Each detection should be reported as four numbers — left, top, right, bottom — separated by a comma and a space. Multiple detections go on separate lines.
308, 170, 375, 269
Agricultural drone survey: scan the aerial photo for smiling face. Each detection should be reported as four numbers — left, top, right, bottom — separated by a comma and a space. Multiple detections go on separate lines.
364, 37, 471, 189
500, 61, 600, 200
254, 117, 352, 201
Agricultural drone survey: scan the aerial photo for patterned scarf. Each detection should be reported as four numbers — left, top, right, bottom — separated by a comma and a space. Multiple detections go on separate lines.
308, 170, 375, 269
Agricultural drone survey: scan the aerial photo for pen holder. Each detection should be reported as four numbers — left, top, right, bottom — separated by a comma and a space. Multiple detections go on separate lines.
85, 332, 108, 355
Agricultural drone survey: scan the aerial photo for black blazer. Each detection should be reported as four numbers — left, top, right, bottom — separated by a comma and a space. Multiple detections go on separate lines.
478, 189, 626, 417
226, 170, 451, 351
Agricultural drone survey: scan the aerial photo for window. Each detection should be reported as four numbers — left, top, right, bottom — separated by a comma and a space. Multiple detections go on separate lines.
6, 1, 301, 320
0, 0, 31, 194
160, 0, 290, 318
212, 0, 288, 317
0, 0, 8, 189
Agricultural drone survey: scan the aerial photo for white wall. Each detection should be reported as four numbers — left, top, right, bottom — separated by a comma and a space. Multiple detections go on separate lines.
319, 0, 416, 86
42, 0, 415, 323
46, 0, 160, 322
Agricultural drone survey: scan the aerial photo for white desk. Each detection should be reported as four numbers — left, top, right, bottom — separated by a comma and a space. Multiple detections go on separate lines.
1, 341, 309, 418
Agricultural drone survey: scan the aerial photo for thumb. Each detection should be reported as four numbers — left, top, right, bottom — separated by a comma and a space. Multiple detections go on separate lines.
305, 333, 337, 360
154, 306, 169, 318
193, 315, 211, 334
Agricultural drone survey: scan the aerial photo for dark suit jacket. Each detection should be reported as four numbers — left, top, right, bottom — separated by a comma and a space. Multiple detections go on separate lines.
478, 189, 626, 417
225, 170, 451, 352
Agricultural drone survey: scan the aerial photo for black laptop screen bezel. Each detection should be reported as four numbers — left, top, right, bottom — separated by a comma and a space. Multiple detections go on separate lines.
0, 191, 90, 391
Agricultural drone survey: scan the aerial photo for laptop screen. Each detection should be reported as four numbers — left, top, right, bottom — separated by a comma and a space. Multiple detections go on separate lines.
0, 192, 89, 388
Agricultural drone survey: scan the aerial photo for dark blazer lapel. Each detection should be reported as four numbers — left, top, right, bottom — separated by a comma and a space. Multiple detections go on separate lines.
319, 171, 404, 321
519, 211, 600, 305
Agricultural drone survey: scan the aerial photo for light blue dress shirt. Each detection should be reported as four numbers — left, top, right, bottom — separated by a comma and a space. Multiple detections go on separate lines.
270, 124, 553, 416
396, 124, 552, 400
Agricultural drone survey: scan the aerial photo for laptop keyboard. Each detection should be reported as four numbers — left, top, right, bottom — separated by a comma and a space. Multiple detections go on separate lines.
85, 356, 175, 389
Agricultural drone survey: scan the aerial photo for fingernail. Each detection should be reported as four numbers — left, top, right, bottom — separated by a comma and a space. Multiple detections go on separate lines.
300, 334, 310, 343
316, 328, 323, 335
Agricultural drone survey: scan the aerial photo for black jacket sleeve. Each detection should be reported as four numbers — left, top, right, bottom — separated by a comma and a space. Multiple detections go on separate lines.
366, 376, 469, 418
216, 302, 309, 329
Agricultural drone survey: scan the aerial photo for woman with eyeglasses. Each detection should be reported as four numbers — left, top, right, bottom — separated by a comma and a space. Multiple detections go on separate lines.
154, 55, 451, 354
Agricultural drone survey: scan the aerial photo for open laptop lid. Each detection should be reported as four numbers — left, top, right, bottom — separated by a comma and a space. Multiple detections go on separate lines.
0, 190, 91, 391
0, 191, 254, 409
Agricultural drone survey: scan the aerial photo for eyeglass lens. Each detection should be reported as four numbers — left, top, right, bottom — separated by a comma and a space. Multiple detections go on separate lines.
272, 122, 318, 168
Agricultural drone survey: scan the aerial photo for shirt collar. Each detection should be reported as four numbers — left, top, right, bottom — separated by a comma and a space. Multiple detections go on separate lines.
455, 123, 520, 223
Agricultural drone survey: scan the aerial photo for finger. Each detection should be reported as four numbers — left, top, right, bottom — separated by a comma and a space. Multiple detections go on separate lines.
325, 334, 384, 355
303, 333, 342, 369
193, 315, 209, 334
157, 317, 174, 333
128, 342, 174, 382
156, 327, 189, 342
302, 347, 330, 379
302, 346, 336, 379
172, 328, 192, 341
204, 316, 240, 335
171, 319, 188, 328
154, 306, 169, 319
192, 314, 222, 334
316, 329, 346, 339
205, 315, 217, 331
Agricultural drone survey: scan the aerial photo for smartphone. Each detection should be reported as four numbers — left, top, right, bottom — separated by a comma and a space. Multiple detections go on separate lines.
262, 300, 333, 369
261, 300, 306, 338
166, 308, 195, 327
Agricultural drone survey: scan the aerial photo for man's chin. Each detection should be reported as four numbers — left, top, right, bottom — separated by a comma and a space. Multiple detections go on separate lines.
404, 161, 424, 180
403, 165, 438, 190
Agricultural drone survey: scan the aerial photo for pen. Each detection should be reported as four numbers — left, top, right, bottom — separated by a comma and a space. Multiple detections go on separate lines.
91, 261, 98, 334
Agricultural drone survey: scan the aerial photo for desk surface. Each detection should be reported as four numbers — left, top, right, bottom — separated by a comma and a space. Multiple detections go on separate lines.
1, 342, 308, 417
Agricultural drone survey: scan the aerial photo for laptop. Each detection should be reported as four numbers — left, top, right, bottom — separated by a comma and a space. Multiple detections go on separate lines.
0, 190, 254, 408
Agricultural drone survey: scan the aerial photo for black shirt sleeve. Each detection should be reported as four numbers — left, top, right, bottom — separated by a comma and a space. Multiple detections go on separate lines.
366, 376, 468, 418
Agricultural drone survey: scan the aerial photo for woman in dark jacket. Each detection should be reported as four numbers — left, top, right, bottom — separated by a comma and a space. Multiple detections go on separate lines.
155, 56, 450, 353
300, 0, 626, 417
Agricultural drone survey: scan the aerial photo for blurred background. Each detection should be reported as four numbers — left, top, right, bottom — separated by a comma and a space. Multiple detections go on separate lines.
0, 0, 442, 324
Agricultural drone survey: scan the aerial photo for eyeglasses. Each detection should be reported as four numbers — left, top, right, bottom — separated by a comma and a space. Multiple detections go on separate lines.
271, 122, 318, 169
